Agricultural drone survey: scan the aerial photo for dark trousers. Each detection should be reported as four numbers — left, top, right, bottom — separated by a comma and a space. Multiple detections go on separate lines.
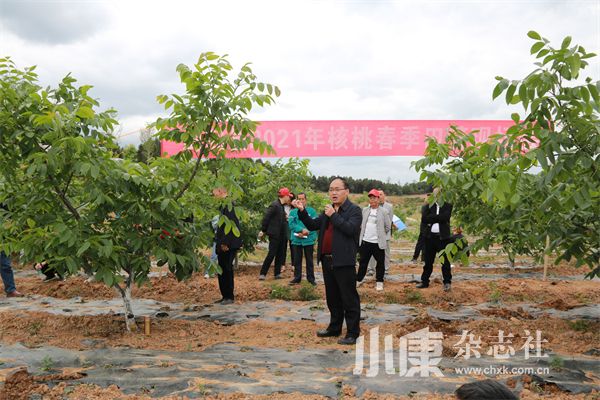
421, 234, 452, 285
260, 236, 286, 276
292, 244, 315, 283
412, 231, 426, 261
288, 239, 295, 266
217, 249, 237, 300
357, 241, 385, 282
321, 257, 360, 338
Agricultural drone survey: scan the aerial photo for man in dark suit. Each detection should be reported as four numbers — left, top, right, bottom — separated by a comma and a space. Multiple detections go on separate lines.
258, 188, 291, 280
293, 177, 363, 345
417, 187, 453, 291
213, 187, 242, 305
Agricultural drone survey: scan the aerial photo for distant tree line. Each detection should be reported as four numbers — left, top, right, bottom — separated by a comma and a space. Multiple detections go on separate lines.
310, 175, 429, 195
114, 139, 429, 196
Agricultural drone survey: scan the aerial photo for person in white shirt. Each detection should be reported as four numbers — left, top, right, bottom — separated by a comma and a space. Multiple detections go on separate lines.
356, 189, 391, 291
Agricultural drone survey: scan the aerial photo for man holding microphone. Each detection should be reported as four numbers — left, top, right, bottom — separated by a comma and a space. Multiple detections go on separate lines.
292, 177, 362, 345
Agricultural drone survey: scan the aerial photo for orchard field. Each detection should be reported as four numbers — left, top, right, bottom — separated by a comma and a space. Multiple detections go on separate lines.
1, 32, 599, 399
1, 194, 599, 399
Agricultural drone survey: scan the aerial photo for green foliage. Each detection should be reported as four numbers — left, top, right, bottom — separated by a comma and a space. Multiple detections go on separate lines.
404, 288, 424, 303
549, 355, 565, 371
568, 319, 593, 332
40, 355, 54, 372
488, 282, 503, 304
297, 281, 320, 301
413, 33, 600, 277
0, 54, 283, 330
269, 283, 293, 300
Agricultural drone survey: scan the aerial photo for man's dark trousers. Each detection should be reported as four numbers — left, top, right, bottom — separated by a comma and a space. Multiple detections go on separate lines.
217, 249, 236, 300
321, 255, 360, 338
292, 244, 315, 283
421, 234, 452, 286
259, 236, 286, 276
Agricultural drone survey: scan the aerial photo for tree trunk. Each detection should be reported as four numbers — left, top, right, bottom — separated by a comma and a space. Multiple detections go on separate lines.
116, 276, 137, 332
234, 253, 239, 271
508, 255, 515, 269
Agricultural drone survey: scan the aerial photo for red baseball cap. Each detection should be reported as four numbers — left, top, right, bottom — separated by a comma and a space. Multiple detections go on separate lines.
368, 189, 380, 197
278, 187, 291, 197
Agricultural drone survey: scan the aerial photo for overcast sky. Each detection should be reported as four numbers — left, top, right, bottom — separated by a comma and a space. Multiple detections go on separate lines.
1, 0, 598, 183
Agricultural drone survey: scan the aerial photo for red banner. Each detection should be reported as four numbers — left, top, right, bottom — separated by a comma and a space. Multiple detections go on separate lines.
160, 120, 514, 157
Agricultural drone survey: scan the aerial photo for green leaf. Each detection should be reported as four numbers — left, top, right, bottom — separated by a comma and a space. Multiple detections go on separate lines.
26, 218, 36, 228
77, 241, 91, 257
530, 42, 545, 54
511, 113, 520, 124
527, 31, 542, 40
569, 55, 581, 78
492, 79, 509, 100
160, 199, 170, 210
505, 84, 517, 104
561, 36, 572, 49
76, 106, 95, 119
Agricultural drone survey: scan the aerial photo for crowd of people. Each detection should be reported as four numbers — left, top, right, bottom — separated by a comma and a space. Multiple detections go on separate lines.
254, 177, 455, 345
2, 177, 459, 347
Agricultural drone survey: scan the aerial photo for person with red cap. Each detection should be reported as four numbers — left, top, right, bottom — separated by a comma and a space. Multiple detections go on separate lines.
258, 187, 291, 280
356, 189, 391, 291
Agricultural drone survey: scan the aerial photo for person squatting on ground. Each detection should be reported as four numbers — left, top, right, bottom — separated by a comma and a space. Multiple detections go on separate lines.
294, 177, 362, 345
213, 187, 242, 305
356, 189, 390, 291
288, 192, 318, 286
258, 187, 291, 280
416, 186, 453, 292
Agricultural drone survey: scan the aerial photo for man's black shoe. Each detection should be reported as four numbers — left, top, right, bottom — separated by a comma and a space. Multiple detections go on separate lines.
415, 282, 429, 289
289, 279, 300, 285
338, 337, 357, 345
308, 281, 317, 286
221, 299, 234, 305
316, 329, 341, 338
274, 275, 283, 280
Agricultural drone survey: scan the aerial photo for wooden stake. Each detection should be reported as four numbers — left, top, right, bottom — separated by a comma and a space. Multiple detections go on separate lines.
144, 316, 151, 335
543, 235, 550, 281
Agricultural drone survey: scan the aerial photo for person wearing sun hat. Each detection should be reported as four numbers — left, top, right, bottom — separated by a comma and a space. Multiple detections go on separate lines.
258, 187, 291, 280
356, 189, 391, 291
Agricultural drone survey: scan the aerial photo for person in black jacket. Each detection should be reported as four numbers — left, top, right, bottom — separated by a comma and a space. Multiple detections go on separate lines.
417, 187, 453, 291
213, 187, 243, 305
410, 201, 429, 264
293, 177, 363, 345
258, 187, 291, 280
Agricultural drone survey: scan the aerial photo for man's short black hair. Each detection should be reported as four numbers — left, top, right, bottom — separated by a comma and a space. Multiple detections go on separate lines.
297, 192, 307, 198
330, 176, 349, 190
455, 379, 518, 400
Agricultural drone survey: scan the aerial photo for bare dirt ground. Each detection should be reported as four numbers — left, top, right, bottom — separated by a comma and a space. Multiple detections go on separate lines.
1, 215, 599, 400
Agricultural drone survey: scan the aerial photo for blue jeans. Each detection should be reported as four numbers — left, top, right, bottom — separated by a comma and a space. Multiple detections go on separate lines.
1, 251, 16, 294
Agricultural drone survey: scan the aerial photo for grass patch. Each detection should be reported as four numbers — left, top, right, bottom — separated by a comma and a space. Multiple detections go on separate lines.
269, 283, 293, 300
488, 282, 502, 304
297, 282, 320, 301
404, 288, 424, 303
568, 320, 593, 332
40, 355, 54, 372
383, 292, 400, 304
550, 356, 564, 371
